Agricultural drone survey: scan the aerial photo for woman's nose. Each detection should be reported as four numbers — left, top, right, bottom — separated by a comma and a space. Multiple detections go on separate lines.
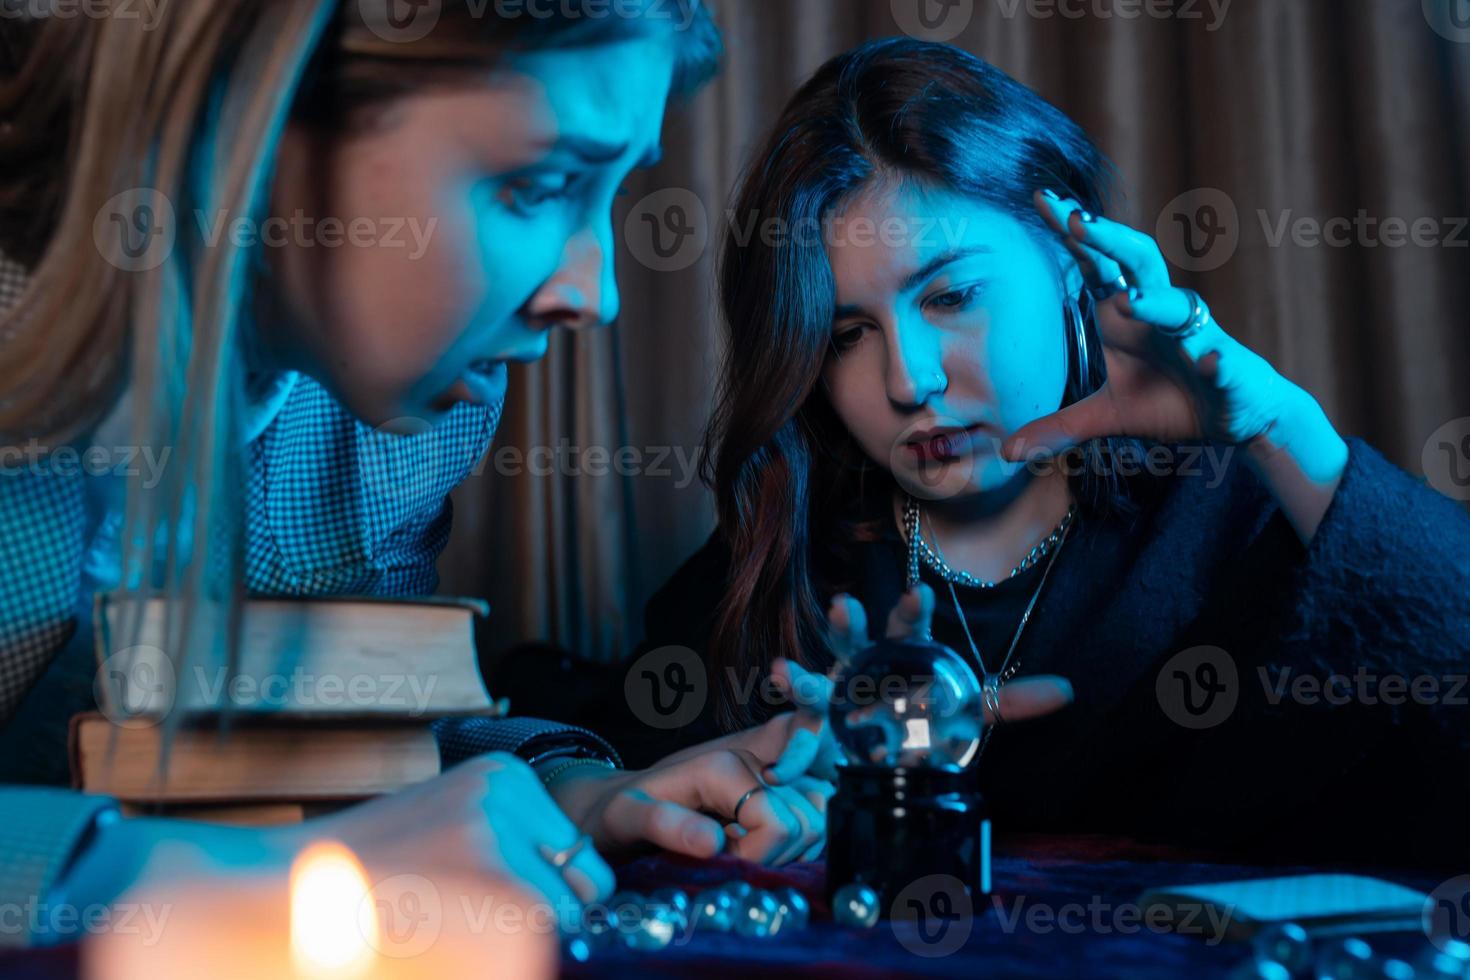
525, 225, 619, 331
887, 320, 947, 406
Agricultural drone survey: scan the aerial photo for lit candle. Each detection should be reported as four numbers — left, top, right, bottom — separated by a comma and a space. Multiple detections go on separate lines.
82, 838, 555, 979
289, 841, 379, 979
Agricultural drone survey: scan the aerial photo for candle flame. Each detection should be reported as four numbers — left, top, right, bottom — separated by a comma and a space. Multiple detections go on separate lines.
289, 841, 379, 978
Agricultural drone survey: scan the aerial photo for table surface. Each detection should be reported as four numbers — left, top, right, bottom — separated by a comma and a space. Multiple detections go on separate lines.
1, 835, 1450, 979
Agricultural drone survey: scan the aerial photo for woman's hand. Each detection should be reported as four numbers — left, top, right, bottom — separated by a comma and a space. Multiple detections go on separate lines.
61, 753, 611, 938
1012, 189, 1349, 543
307, 752, 614, 928
1009, 189, 1295, 455
673, 584, 1076, 796
547, 747, 828, 866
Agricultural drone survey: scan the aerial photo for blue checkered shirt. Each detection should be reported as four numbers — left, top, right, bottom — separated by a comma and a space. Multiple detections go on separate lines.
0, 255, 616, 945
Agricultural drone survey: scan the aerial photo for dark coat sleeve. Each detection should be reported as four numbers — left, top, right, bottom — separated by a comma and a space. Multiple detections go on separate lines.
1119, 436, 1470, 864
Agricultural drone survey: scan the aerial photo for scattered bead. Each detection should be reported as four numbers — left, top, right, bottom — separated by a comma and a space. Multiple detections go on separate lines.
1315, 937, 1376, 980
691, 888, 736, 932
833, 883, 881, 929
1253, 922, 1313, 975
732, 890, 783, 938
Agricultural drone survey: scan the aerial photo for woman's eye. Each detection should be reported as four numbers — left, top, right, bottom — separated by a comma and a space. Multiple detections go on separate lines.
830, 325, 868, 352
499, 174, 576, 213
927, 283, 985, 312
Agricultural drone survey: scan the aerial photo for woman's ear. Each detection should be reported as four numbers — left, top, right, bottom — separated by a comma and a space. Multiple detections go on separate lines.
1052, 240, 1087, 301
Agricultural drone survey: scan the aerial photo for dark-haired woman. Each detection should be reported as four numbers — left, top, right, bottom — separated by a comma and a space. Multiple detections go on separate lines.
613, 37, 1470, 867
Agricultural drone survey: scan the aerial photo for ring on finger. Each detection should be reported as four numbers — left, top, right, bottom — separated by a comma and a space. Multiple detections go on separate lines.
1160, 287, 1212, 340
731, 784, 765, 824
539, 833, 591, 869
1088, 274, 1129, 301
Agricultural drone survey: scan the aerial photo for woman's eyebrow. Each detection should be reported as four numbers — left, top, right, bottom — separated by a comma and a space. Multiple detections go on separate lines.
533, 133, 663, 168
898, 244, 993, 292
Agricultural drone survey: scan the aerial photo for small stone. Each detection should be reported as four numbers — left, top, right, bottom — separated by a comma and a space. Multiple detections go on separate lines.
833, 883, 881, 929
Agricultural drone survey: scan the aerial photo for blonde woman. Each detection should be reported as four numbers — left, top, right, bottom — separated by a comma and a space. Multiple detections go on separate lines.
0, 1, 829, 946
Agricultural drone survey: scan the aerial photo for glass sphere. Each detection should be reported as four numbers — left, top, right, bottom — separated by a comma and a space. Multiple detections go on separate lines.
830, 637, 984, 770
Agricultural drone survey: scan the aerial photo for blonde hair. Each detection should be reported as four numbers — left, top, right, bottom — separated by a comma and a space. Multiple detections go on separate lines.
0, 1, 720, 734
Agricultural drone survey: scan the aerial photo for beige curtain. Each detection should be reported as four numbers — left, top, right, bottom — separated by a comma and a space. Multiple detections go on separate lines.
438, 0, 1470, 664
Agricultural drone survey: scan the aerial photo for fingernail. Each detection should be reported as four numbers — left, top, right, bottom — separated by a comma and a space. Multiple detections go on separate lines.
1127, 286, 1142, 303
1077, 210, 1097, 224
1041, 188, 1062, 201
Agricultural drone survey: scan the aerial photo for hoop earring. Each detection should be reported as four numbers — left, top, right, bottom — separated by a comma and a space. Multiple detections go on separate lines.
1064, 291, 1092, 396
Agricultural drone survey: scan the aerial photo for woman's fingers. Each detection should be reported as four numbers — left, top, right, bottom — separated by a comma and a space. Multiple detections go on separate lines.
1066, 208, 1173, 291
1000, 388, 1118, 459
884, 583, 935, 641
985, 675, 1076, 726
1034, 190, 1127, 289
826, 594, 869, 665
595, 784, 726, 860
727, 782, 813, 866
764, 658, 836, 784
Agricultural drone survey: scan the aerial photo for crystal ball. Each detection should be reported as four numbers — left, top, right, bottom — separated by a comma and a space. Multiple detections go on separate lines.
830, 637, 984, 770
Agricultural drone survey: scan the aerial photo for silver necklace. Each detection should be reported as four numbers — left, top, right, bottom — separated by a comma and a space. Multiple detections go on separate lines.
901, 495, 1075, 762
904, 495, 1076, 589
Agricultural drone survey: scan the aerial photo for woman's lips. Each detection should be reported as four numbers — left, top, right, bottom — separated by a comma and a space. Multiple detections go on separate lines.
906, 423, 997, 463
437, 360, 508, 409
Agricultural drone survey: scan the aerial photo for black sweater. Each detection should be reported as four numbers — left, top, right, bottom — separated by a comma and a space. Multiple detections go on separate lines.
595, 437, 1470, 868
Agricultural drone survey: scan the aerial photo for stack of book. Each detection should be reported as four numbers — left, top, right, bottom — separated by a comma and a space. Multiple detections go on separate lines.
72, 594, 504, 826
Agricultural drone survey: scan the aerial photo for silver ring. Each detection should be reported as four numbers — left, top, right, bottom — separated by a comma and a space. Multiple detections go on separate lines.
982, 680, 1005, 727
731, 785, 765, 824
539, 833, 591, 869
1088, 275, 1129, 301
1162, 288, 1212, 339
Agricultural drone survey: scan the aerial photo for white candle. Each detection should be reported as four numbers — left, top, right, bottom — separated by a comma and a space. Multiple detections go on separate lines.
82, 839, 556, 979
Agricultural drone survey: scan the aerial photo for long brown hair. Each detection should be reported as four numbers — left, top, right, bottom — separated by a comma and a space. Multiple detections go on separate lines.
0, 1, 720, 728
704, 37, 1139, 731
